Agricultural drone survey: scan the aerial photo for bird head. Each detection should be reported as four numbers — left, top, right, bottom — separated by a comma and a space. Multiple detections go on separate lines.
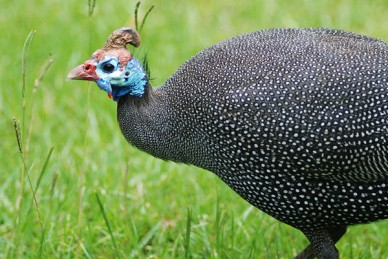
68, 27, 148, 101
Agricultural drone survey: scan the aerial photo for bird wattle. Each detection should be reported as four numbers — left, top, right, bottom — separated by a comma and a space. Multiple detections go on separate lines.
111, 84, 135, 101
97, 78, 112, 94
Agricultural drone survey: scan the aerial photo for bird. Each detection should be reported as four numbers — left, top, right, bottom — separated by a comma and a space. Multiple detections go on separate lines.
68, 27, 388, 258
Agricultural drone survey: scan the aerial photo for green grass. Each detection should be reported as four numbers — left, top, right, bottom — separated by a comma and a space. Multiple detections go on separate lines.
1, 0, 388, 258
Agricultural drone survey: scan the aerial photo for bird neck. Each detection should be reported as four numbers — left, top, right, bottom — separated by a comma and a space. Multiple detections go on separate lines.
116, 85, 186, 162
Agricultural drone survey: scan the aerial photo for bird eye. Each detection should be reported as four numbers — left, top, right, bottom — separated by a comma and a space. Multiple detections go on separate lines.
102, 63, 115, 73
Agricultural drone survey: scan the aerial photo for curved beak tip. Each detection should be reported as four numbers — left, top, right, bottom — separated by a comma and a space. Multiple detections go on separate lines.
67, 64, 84, 80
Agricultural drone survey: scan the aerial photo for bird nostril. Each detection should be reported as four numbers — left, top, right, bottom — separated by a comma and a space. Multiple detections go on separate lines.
84, 64, 92, 71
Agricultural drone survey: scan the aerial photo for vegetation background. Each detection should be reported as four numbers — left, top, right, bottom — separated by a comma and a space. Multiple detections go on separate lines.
1, 0, 387, 257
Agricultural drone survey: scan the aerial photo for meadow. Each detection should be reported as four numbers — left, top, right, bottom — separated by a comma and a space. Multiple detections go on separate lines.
1, 0, 388, 257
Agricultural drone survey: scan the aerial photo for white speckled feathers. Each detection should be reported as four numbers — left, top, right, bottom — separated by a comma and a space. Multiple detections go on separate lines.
157, 28, 388, 182
115, 28, 388, 251
111, 28, 388, 256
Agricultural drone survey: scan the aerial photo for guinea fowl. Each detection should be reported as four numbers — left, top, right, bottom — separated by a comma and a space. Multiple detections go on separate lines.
68, 27, 388, 258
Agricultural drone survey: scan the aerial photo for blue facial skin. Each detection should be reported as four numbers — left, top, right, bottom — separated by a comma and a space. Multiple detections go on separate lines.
95, 56, 148, 101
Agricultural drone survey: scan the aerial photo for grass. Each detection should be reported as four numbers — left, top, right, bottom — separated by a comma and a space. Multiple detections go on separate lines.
1, 0, 387, 258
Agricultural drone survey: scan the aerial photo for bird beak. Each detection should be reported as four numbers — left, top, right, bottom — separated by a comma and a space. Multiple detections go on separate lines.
67, 63, 98, 81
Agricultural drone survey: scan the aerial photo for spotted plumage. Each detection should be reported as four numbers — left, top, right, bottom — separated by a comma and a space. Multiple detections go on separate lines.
68, 27, 388, 258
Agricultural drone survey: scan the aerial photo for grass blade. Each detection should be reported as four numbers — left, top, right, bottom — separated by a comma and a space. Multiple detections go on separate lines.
88, 0, 96, 17
139, 5, 154, 33
34, 147, 54, 193
247, 240, 256, 259
138, 221, 162, 250
134, 1, 141, 32
33, 54, 54, 93
134, 1, 154, 33
13, 118, 25, 239
95, 193, 120, 258
130, 217, 139, 241
13, 117, 46, 257
22, 30, 35, 96
13, 119, 24, 155
184, 208, 192, 259
26, 54, 54, 154
21, 30, 36, 133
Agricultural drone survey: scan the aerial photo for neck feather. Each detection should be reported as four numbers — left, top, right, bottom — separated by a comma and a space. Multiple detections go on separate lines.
116, 86, 183, 162
116, 85, 212, 167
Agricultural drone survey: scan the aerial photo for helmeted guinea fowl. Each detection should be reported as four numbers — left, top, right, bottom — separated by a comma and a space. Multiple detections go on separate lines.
68, 27, 388, 259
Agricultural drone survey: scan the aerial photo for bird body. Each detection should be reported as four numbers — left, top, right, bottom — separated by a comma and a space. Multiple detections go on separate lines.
69, 28, 388, 258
